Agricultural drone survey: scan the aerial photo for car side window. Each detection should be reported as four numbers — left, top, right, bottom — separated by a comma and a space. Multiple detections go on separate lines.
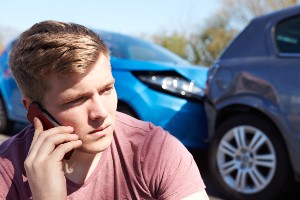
275, 15, 300, 54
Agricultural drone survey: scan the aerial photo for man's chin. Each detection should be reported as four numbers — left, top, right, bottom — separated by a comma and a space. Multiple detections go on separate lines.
77, 147, 108, 154
78, 141, 112, 154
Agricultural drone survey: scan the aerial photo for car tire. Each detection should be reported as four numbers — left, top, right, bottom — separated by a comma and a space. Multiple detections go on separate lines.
0, 96, 14, 134
117, 103, 138, 119
208, 114, 292, 200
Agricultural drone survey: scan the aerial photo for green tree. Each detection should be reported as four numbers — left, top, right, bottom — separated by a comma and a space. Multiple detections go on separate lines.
188, 10, 237, 66
152, 32, 189, 61
0, 37, 4, 55
151, 0, 299, 67
222, 0, 298, 28
0, 46, 3, 55
188, 0, 298, 66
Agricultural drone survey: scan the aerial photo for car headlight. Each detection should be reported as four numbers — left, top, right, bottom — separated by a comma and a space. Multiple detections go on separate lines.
133, 71, 204, 101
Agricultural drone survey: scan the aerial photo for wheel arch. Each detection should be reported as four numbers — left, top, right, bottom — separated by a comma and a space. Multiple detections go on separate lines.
212, 94, 283, 141
209, 110, 294, 200
117, 100, 140, 119
0, 90, 14, 133
215, 104, 293, 169
216, 104, 283, 141
0, 89, 10, 118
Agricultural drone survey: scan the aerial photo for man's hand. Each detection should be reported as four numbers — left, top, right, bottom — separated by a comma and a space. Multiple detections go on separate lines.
24, 117, 82, 200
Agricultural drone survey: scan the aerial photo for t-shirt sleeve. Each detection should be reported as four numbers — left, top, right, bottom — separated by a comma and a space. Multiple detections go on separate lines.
141, 127, 206, 199
0, 158, 20, 199
0, 126, 34, 199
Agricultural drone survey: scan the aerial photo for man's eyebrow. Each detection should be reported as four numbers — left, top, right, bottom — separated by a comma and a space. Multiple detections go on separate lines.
59, 78, 115, 103
100, 78, 115, 89
58, 91, 86, 104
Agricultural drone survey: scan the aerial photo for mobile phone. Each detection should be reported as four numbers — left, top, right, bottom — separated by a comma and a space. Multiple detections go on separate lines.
27, 102, 73, 160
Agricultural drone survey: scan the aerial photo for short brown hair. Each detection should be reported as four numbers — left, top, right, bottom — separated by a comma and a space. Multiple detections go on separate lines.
9, 20, 109, 103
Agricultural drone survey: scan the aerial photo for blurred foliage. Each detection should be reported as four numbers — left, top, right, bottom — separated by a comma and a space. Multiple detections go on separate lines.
152, 0, 299, 67
222, 0, 298, 27
0, 46, 3, 55
188, 10, 238, 66
0, 32, 3, 53
152, 33, 189, 60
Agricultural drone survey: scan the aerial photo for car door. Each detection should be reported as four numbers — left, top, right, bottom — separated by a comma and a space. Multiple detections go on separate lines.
268, 15, 300, 136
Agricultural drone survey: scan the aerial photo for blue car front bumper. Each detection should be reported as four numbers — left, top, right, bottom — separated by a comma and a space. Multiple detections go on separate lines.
115, 71, 208, 149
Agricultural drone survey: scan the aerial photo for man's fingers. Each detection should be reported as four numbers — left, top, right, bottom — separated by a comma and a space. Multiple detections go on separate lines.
33, 133, 79, 161
34, 117, 44, 134
28, 117, 44, 155
51, 140, 82, 161
27, 125, 74, 160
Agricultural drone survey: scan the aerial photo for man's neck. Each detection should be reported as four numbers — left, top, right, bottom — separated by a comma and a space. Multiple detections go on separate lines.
62, 150, 102, 184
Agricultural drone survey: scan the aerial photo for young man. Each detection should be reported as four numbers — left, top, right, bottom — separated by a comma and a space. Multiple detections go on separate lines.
0, 20, 209, 199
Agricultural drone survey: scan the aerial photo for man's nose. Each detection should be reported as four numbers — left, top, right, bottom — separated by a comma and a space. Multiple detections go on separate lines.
89, 96, 109, 120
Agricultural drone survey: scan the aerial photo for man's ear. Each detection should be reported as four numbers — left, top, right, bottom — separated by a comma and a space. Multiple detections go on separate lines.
22, 97, 33, 111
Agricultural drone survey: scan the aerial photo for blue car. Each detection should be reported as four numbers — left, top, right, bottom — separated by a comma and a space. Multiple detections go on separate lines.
0, 30, 208, 148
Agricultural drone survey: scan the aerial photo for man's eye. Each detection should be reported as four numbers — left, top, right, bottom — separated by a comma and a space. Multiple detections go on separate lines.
66, 97, 86, 105
102, 87, 114, 95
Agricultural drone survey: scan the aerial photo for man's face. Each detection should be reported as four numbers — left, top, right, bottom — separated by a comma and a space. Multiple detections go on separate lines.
43, 54, 117, 154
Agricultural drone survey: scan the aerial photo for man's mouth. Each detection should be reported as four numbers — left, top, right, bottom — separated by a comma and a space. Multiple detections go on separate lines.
89, 125, 110, 137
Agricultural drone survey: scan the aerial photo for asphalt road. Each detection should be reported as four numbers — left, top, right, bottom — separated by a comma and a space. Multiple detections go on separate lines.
189, 148, 226, 200
2, 123, 300, 200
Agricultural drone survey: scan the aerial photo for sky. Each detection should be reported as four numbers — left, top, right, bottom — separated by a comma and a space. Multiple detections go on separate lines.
0, 0, 220, 44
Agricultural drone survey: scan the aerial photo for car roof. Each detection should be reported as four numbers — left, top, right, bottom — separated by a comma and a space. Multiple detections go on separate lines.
219, 5, 300, 59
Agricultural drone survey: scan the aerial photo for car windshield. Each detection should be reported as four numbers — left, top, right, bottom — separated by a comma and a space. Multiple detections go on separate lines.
96, 30, 190, 65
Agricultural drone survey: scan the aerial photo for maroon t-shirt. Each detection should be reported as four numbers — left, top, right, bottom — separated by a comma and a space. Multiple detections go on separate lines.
0, 112, 206, 199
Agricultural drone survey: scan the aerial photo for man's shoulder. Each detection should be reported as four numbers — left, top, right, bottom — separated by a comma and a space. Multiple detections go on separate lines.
0, 125, 34, 158
0, 125, 33, 199
115, 112, 182, 151
115, 112, 171, 149
116, 112, 162, 134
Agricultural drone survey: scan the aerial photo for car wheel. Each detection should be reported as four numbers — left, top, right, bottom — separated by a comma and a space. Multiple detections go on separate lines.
117, 103, 138, 119
0, 96, 14, 133
208, 114, 292, 200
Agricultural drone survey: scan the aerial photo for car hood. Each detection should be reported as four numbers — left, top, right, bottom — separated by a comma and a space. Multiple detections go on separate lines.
111, 57, 208, 88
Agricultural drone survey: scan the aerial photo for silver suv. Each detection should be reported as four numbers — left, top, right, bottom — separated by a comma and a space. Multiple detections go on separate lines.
205, 5, 300, 200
